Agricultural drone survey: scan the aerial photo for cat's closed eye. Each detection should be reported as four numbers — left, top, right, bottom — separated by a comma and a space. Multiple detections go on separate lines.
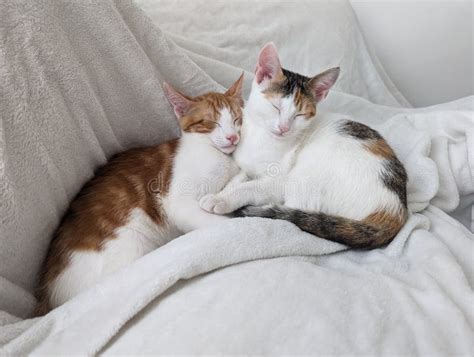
271, 104, 281, 114
206, 119, 220, 128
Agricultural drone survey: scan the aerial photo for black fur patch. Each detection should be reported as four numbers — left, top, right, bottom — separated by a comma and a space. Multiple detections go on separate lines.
277, 68, 312, 97
339, 120, 382, 140
382, 158, 408, 207
340, 120, 407, 207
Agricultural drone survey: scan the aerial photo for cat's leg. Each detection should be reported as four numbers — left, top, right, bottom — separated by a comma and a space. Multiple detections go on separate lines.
170, 198, 229, 233
225, 170, 249, 187
200, 177, 284, 214
193, 170, 248, 216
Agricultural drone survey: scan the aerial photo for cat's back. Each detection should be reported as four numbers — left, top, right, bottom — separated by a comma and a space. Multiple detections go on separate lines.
65, 139, 180, 235
300, 114, 400, 169
36, 139, 180, 314
296, 115, 384, 174
289, 115, 407, 220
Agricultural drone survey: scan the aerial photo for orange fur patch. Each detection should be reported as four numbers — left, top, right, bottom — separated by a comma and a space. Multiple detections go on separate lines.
261, 71, 287, 100
294, 89, 316, 119
35, 140, 179, 315
363, 207, 407, 245
180, 93, 242, 133
364, 138, 396, 159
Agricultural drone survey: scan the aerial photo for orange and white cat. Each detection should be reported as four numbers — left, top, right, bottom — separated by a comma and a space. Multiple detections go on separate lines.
35, 74, 244, 314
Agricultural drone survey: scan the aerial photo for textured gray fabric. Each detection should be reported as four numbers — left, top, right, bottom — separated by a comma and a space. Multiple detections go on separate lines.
0, 0, 223, 304
136, 0, 412, 107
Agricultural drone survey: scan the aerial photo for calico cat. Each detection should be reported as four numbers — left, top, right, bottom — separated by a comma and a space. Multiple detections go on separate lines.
36, 74, 244, 314
200, 43, 408, 249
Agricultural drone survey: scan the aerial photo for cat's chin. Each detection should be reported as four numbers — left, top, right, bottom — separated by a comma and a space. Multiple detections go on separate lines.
270, 130, 290, 139
217, 145, 236, 154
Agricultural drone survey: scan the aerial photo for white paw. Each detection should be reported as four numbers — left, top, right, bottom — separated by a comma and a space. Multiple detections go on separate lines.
199, 194, 219, 213
213, 199, 233, 215
199, 194, 233, 215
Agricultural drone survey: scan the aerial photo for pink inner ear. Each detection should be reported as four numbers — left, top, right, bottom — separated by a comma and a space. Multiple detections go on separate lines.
313, 83, 331, 102
255, 64, 273, 84
173, 102, 187, 117
255, 43, 281, 84
311, 68, 340, 102
172, 95, 188, 114
167, 94, 187, 116
164, 84, 192, 118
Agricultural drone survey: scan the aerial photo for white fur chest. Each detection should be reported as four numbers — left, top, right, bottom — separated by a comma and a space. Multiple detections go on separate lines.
234, 121, 295, 178
168, 134, 239, 200
163, 133, 238, 234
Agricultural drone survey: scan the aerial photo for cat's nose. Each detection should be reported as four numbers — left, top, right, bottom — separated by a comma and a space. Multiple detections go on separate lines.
226, 134, 239, 144
278, 124, 290, 134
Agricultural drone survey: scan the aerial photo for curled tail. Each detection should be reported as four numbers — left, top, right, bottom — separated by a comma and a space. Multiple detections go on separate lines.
235, 205, 406, 249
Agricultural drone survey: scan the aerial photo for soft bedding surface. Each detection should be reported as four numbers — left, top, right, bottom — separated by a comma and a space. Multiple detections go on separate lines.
136, 0, 411, 108
1, 0, 473, 355
4, 95, 472, 355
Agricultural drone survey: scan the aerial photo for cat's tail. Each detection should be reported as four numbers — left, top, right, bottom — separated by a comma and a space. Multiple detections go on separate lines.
235, 205, 406, 249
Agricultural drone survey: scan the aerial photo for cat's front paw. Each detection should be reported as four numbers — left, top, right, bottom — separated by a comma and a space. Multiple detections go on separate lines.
213, 199, 233, 215
199, 194, 233, 215
199, 194, 219, 213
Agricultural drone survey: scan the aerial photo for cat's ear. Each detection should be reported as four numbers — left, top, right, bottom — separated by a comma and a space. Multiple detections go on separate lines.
225, 72, 245, 106
308, 67, 340, 103
255, 42, 283, 85
163, 82, 194, 119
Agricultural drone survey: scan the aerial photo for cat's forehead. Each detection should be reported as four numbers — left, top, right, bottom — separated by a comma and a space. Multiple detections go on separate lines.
262, 69, 316, 117
180, 93, 241, 133
263, 68, 312, 98
280, 69, 311, 96
197, 93, 241, 118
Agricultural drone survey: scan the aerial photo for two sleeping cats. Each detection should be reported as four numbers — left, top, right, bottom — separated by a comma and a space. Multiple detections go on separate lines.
36, 43, 407, 314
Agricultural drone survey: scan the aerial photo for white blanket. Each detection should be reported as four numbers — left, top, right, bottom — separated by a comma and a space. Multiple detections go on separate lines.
2, 96, 473, 355
1, 0, 473, 355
